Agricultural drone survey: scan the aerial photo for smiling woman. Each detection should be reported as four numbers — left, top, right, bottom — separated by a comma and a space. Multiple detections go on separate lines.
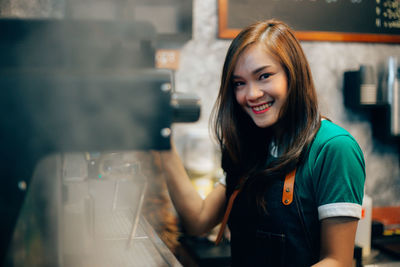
157, 19, 366, 267
232, 43, 288, 128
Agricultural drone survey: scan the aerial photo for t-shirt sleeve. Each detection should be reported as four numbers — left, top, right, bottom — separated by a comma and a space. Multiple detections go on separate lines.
312, 135, 365, 220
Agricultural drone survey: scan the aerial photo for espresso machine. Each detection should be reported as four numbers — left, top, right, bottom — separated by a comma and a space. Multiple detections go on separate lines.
0, 18, 200, 266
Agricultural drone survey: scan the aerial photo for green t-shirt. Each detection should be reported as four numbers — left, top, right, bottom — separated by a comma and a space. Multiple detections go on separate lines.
218, 120, 366, 220
296, 120, 365, 222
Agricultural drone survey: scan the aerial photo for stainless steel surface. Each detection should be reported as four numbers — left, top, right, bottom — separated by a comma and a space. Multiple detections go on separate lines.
127, 182, 148, 248
66, 211, 181, 267
60, 153, 180, 266
6, 153, 182, 267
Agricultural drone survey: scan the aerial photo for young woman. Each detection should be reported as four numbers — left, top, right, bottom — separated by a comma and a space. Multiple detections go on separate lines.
157, 19, 365, 266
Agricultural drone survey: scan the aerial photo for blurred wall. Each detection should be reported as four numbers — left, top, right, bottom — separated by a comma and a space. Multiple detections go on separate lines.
1, 0, 400, 206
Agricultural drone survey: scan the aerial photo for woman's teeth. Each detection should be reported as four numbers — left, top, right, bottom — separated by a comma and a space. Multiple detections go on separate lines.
253, 102, 273, 112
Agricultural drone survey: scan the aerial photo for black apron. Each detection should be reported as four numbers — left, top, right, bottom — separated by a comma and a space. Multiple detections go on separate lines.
227, 174, 319, 267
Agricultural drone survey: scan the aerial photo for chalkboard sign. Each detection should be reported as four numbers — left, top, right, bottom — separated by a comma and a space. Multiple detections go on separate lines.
218, 0, 400, 43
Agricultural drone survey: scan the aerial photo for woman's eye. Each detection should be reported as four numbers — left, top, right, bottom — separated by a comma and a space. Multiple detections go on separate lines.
233, 81, 244, 87
260, 73, 271, 80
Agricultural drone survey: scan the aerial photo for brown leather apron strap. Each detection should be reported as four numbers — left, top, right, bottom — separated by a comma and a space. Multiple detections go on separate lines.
215, 184, 242, 245
282, 169, 296, 205
215, 169, 296, 245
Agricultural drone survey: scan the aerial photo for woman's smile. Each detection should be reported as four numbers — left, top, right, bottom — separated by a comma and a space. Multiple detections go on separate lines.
249, 101, 274, 114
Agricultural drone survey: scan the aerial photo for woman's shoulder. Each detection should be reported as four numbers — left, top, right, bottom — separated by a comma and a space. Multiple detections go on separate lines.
309, 120, 363, 159
313, 120, 358, 147
317, 120, 352, 139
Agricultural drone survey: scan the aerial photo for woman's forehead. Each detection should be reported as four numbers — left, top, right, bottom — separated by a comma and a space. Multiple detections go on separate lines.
233, 43, 280, 75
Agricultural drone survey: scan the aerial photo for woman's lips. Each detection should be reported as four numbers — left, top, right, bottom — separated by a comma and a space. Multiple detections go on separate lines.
250, 101, 273, 114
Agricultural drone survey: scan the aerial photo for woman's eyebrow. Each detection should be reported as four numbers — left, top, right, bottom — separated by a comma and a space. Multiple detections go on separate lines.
232, 65, 272, 79
252, 65, 271, 75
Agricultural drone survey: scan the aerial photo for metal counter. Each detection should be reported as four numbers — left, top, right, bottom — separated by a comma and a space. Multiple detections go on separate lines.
5, 154, 182, 267
60, 212, 181, 267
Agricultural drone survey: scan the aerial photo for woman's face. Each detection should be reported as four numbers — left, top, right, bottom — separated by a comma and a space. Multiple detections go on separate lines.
233, 43, 288, 129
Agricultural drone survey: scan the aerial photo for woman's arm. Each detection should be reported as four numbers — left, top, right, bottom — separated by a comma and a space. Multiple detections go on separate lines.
154, 145, 227, 236
312, 217, 358, 267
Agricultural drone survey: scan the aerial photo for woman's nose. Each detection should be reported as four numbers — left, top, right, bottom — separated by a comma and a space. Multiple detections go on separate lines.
246, 83, 263, 100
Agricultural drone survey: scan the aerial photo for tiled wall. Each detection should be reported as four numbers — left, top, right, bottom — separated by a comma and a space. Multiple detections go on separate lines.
2, 0, 400, 206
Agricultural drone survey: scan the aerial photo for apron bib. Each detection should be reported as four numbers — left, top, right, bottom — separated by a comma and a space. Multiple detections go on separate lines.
224, 171, 319, 267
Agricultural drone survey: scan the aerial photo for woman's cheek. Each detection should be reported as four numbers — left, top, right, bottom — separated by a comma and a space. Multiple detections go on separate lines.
235, 91, 246, 106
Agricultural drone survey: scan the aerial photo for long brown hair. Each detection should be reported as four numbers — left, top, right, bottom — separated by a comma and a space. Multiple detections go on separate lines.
210, 19, 321, 210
